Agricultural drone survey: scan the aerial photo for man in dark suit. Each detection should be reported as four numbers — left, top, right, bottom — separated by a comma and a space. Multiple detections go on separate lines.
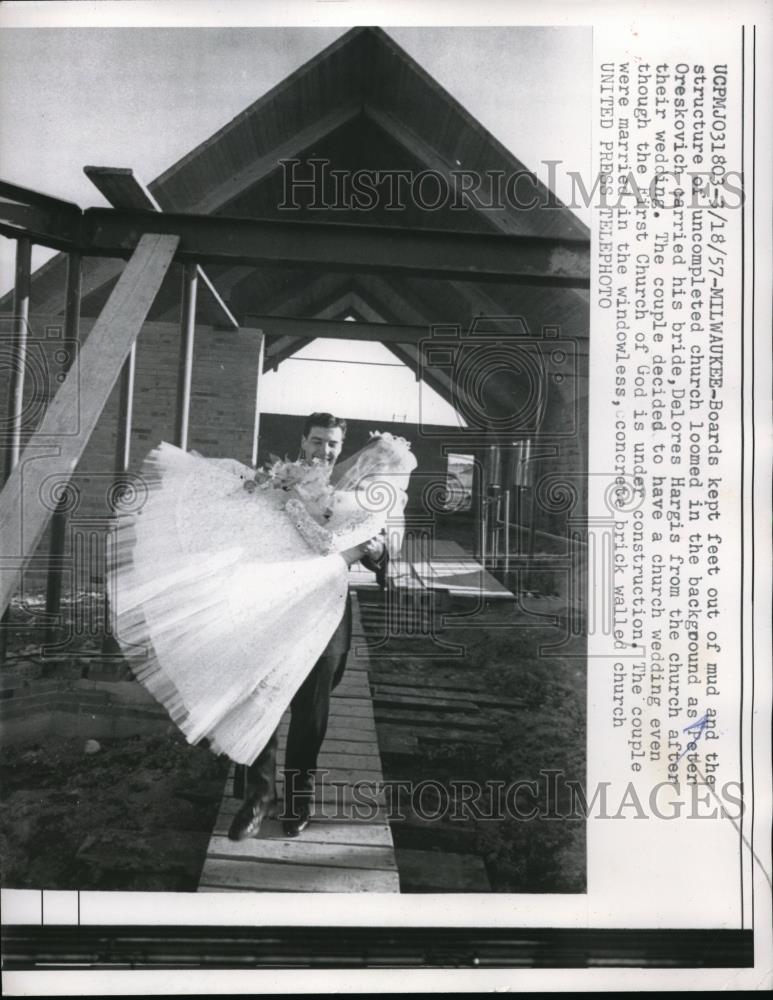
228, 413, 387, 840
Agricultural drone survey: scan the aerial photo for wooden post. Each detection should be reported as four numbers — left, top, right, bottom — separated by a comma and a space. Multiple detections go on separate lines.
101, 341, 137, 658
471, 452, 484, 562
527, 487, 538, 561
175, 263, 198, 451
4, 237, 32, 479
1, 237, 31, 663
45, 251, 82, 647
480, 495, 489, 568
250, 330, 265, 468
503, 488, 511, 576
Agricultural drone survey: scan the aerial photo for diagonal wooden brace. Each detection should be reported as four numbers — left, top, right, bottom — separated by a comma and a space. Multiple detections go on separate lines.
0, 233, 179, 615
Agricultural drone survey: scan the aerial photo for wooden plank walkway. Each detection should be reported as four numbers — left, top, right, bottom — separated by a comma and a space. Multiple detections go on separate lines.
198, 594, 399, 893
410, 538, 514, 599
350, 537, 514, 600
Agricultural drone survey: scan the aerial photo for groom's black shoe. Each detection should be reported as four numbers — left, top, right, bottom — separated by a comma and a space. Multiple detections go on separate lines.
282, 800, 311, 838
281, 772, 313, 838
228, 790, 275, 841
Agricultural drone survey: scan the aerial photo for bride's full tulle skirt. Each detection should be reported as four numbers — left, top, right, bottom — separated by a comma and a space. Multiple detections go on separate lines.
107, 443, 350, 765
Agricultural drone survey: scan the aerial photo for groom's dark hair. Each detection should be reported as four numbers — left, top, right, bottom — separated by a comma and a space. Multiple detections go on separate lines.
302, 412, 347, 438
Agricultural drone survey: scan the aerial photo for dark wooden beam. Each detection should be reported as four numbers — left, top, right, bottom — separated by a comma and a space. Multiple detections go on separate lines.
253, 314, 433, 346
264, 336, 313, 372
1, 182, 589, 288
79, 208, 590, 288
0, 180, 81, 249
84, 166, 238, 329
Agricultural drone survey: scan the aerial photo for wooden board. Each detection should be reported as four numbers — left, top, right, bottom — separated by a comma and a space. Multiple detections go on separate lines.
219, 783, 388, 809
199, 858, 398, 893
211, 817, 394, 846
206, 835, 397, 870
409, 539, 514, 601
413, 560, 513, 599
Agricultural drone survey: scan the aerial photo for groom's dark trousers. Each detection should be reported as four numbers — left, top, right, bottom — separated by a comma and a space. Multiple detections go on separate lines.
244, 551, 386, 815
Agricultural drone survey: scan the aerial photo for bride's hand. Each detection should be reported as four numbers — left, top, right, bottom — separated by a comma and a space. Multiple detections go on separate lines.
361, 537, 385, 561
340, 536, 385, 566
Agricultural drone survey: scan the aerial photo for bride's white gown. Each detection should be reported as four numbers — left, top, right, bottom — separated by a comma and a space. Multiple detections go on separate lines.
106, 435, 416, 765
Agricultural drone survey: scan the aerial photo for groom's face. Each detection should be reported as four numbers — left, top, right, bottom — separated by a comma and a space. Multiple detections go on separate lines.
301, 425, 344, 465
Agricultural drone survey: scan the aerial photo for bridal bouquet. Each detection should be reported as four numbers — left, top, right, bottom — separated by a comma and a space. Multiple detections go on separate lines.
244, 454, 334, 518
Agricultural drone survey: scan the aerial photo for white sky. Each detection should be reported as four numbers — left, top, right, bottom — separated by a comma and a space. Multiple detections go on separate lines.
0, 19, 590, 424
259, 336, 465, 425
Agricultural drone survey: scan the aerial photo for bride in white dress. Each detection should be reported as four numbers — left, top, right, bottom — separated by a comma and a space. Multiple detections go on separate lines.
106, 431, 417, 766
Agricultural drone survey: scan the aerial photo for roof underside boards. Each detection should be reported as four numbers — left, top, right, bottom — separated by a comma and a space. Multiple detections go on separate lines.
4, 25, 588, 414
148, 27, 587, 240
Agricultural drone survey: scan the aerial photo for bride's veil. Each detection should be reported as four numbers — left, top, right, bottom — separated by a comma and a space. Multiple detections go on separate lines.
330, 432, 417, 557
331, 432, 417, 491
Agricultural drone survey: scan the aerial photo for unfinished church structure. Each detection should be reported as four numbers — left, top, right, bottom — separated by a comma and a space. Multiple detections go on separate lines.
0, 26, 590, 678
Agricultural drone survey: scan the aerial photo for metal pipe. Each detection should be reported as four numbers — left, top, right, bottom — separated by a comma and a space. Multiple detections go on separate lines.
480, 498, 488, 568
114, 345, 136, 475
503, 488, 511, 575
528, 487, 537, 560
250, 331, 263, 468
175, 262, 198, 450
